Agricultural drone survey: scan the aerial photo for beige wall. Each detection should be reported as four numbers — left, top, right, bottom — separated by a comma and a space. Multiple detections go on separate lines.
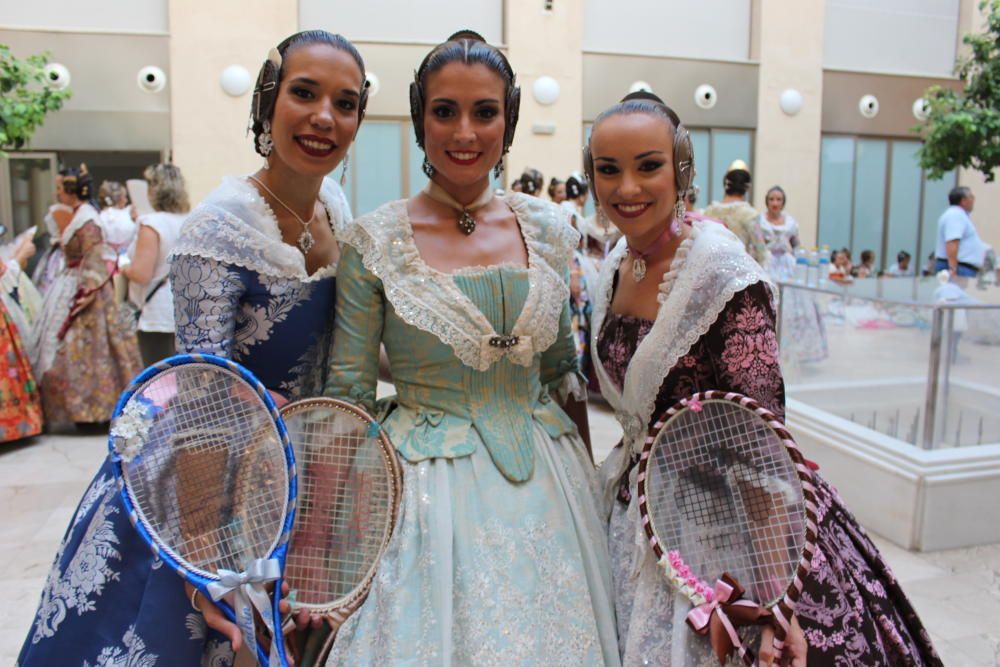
753, 0, 825, 245
0, 1, 168, 34
299, 0, 502, 45
503, 0, 584, 188
168, 0, 297, 203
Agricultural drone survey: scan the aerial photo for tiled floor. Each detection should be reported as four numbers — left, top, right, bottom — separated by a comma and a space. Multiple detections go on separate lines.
3, 407, 998, 666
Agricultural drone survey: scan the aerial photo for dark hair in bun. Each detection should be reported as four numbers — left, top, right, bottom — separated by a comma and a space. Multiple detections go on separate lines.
250, 30, 368, 158
724, 169, 751, 197
517, 168, 543, 195
59, 163, 95, 203
565, 174, 588, 200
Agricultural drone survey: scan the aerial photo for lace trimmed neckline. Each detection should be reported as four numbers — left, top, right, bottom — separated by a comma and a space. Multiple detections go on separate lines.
399, 195, 531, 277
238, 176, 341, 278
340, 192, 576, 371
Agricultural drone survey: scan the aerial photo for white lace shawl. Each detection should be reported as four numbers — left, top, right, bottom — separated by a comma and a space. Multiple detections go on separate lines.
338, 192, 578, 372
171, 176, 352, 281
59, 203, 101, 246
591, 220, 772, 503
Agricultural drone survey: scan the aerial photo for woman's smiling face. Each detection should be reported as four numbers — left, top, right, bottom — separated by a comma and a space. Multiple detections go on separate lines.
590, 112, 677, 240
422, 62, 506, 192
267, 43, 364, 178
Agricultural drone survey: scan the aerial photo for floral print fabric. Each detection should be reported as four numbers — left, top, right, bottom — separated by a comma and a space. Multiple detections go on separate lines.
597, 284, 941, 665
36, 221, 142, 424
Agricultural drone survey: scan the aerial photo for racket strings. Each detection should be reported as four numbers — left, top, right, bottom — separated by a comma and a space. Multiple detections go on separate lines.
121, 366, 288, 575
647, 401, 806, 605
283, 406, 395, 609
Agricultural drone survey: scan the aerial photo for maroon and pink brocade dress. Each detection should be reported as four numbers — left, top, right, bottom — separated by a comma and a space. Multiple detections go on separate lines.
597, 282, 941, 666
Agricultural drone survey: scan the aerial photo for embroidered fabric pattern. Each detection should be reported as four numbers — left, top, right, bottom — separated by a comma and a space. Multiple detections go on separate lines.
338, 193, 577, 371
30, 477, 122, 644
171, 177, 350, 282
82, 625, 159, 667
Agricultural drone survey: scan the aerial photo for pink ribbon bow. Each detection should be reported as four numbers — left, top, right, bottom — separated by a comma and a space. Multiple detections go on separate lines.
686, 573, 771, 665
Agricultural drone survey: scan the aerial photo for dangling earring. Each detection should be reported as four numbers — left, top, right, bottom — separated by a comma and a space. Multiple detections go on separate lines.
422, 156, 435, 178
672, 196, 685, 235
493, 160, 504, 179
340, 151, 350, 186
257, 120, 273, 158
597, 206, 610, 232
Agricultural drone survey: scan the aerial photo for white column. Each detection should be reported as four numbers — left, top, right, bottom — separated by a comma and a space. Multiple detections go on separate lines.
168, 0, 297, 202
752, 0, 826, 246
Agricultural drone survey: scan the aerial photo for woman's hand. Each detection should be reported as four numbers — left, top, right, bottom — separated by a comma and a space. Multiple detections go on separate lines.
186, 581, 243, 650
759, 615, 807, 666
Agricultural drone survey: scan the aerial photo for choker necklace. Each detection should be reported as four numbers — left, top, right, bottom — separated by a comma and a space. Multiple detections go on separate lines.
423, 181, 495, 235
626, 218, 680, 282
248, 175, 318, 254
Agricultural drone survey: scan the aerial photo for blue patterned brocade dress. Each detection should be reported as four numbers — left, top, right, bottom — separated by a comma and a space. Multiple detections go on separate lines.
17, 177, 349, 666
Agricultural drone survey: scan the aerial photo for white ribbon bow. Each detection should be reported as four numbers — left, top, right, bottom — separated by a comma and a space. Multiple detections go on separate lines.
207, 558, 282, 665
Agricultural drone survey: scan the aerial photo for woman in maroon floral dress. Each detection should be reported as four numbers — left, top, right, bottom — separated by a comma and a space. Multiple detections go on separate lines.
586, 92, 941, 666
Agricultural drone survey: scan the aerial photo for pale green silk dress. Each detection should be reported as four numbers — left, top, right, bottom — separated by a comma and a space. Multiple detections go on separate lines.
324, 193, 619, 666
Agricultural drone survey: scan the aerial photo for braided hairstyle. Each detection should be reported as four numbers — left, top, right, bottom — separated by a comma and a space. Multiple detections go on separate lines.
410, 30, 521, 175
249, 30, 369, 158
583, 91, 696, 221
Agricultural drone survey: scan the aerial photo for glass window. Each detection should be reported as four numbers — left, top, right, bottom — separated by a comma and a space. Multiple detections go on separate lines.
348, 121, 402, 216
851, 139, 888, 265
885, 141, 923, 270
689, 129, 710, 208
710, 131, 752, 203
818, 134, 957, 272
818, 136, 854, 251
920, 173, 956, 268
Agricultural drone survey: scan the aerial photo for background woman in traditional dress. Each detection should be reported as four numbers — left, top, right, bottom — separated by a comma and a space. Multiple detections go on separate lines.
120, 163, 190, 365
97, 180, 136, 257
18, 30, 364, 666
0, 249, 43, 443
704, 160, 769, 267
322, 30, 618, 666
586, 92, 940, 666
27, 164, 141, 428
760, 185, 828, 367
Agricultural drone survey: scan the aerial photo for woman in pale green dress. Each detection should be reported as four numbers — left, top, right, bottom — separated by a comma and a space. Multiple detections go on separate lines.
323, 31, 619, 666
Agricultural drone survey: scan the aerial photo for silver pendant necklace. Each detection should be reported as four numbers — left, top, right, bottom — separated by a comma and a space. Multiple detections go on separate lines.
248, 175, 318, 254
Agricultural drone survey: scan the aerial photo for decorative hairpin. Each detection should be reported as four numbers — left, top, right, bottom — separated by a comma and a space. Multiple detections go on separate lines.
267, 47, 282, 68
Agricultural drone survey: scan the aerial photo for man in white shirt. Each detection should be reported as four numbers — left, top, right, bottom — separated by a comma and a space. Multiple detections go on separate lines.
935, 187, 986, 278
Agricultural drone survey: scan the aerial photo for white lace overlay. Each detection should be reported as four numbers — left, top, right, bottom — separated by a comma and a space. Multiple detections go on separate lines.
339, 192, 577, 371
171, 176, 351, 281
592, 221, 772, 506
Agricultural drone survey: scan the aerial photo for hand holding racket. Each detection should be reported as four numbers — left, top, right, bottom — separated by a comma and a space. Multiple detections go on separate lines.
109, 354, 296, 665
637, 391, 818, 665
279, 397, 402, 666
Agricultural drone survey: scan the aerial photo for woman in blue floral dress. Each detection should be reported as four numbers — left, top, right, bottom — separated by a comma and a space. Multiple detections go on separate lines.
17, 30, 367, 666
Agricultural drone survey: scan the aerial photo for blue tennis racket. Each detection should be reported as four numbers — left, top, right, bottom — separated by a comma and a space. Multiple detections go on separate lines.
108, 354, 296, 665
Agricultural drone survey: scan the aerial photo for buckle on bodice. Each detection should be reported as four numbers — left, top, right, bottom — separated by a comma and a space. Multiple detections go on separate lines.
488, 335, 520, 349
